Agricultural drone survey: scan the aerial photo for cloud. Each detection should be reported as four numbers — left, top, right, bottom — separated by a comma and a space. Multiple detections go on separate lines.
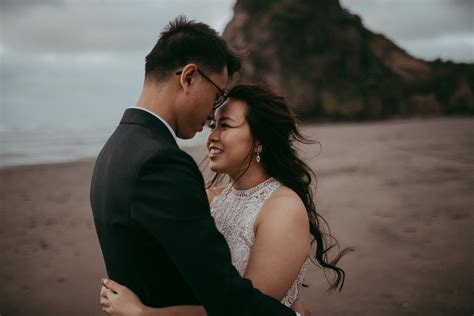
398, 32, 474, 62
0, 0, 65, 13
341, 0, 473, 40
1, 48, 142, 128
1, 0, 235, 55
340, 0, 474, 62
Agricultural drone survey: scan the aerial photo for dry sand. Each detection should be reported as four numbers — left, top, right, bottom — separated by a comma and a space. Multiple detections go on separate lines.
1, 117, 473, 315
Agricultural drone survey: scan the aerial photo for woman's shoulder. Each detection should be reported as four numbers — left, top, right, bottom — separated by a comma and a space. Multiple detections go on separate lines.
205, 185, 227, 204
258, 185, 309, 227
253, 184, 310, 247
268, 185, 306, 210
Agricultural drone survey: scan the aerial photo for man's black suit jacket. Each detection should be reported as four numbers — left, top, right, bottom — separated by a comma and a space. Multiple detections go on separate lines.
90, 108, 295, 315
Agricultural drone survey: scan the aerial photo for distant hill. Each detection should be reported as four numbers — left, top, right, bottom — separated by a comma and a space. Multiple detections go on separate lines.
223, 0, 474, 120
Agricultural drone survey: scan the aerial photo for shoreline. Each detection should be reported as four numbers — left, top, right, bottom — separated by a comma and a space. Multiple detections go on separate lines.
1, 116, 472, 171
0, 145, 206, 172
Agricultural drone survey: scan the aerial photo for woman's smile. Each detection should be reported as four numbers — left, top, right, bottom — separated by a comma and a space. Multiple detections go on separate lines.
208, 146, 224, 159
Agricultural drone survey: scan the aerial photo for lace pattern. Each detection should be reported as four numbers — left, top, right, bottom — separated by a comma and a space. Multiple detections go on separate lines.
210, 177, 308, 307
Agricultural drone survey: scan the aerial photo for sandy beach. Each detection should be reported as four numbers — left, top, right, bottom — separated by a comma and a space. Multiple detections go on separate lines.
1, 117, 473, 315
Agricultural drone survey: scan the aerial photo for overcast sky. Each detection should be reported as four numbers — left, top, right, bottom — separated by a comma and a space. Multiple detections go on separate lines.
1, 0, 473, 130
340, 0, 473, 62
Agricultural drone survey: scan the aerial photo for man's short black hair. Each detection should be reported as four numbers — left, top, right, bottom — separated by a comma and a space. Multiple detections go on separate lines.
145, 16, 241, 82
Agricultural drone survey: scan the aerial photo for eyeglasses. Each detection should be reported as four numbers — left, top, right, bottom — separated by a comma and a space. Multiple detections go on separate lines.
176, 68, 228, 110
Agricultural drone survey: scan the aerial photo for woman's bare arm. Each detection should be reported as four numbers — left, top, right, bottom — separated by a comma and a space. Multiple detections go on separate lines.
100, 280, 207, 316
243, 186, 310, 300
140, 305, 206, 316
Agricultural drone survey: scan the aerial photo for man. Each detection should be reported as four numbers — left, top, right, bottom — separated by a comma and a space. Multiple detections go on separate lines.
90, 17, 303, 315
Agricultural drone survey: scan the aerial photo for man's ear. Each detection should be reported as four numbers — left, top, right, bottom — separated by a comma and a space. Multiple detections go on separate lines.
179, 64, 198, 92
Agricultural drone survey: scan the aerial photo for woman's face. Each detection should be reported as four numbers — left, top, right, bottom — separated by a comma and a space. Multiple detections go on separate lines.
206, 99, 255, 177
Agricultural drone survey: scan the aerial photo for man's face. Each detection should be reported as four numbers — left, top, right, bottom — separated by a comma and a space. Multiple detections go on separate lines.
176, 66, 228, 139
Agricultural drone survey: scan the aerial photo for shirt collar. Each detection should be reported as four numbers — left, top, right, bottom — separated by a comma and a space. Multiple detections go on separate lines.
128, 105, 177, 142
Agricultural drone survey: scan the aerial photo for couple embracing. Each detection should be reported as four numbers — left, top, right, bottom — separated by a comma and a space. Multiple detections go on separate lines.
91, 16, 350, 316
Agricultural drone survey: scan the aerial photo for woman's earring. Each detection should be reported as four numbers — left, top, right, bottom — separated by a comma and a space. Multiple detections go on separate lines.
256, 152, 261, 163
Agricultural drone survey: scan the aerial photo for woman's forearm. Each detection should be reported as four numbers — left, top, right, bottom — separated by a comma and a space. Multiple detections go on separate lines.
141, 305, 206, 316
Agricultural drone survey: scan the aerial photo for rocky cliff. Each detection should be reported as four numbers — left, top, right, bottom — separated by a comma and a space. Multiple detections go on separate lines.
223, 0, 474, 120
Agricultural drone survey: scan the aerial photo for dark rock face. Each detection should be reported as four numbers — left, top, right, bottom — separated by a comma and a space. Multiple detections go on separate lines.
223, 0, 474, 120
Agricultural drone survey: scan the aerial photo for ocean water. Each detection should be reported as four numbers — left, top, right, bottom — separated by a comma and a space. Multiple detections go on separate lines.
0, 126, 209, 167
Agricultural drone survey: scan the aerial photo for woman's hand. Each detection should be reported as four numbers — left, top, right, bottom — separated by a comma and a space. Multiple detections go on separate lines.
100, 278, 147, 316
291, 297, 312, 316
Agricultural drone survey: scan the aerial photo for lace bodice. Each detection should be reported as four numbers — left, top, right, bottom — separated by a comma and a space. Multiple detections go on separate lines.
210, 177, 308, 307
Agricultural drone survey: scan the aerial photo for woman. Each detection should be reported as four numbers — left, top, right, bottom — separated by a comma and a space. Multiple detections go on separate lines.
99, 84, 351, 315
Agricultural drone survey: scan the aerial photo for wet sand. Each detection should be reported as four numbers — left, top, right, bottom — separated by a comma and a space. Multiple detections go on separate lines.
1, 117, 473, 315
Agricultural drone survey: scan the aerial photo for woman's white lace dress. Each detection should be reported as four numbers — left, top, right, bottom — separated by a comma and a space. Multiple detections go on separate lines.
210, 177, 308, 307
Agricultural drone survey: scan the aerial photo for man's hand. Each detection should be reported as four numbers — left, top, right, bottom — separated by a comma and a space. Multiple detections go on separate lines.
291, 297, 312, 316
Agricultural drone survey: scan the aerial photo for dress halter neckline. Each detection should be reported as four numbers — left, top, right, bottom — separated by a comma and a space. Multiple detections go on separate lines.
225, 177, 277, 197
